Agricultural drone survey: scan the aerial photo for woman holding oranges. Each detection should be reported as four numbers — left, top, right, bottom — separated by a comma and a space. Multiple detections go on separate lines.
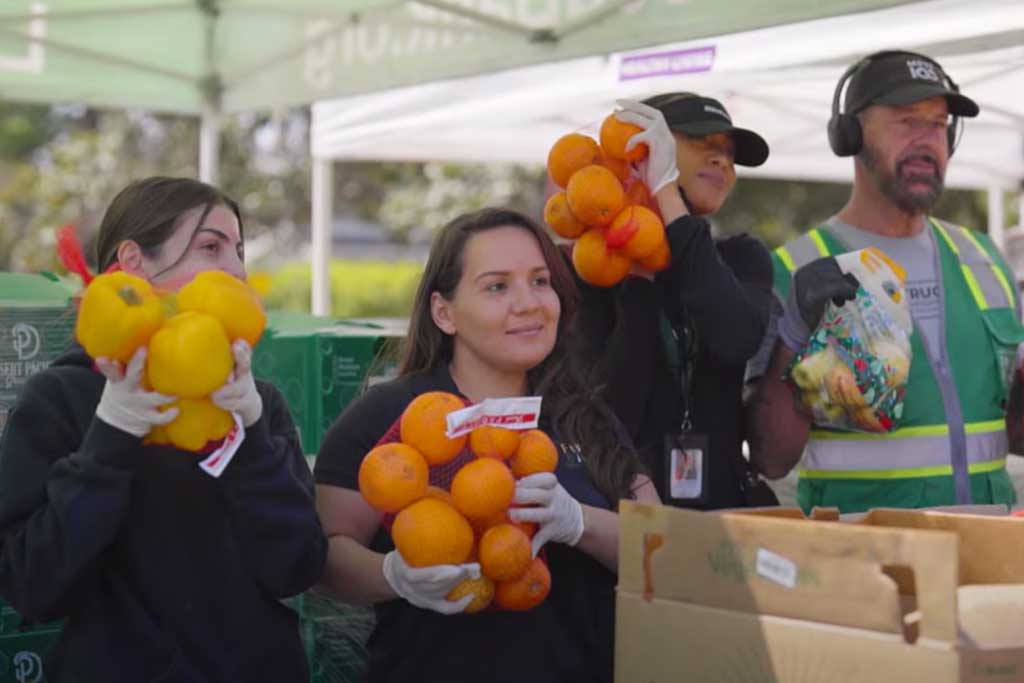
572, 93, 777, 510
315, 207, 657, 682
0, 177, 326, 682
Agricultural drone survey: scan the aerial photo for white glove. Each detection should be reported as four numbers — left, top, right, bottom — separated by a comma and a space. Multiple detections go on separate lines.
508, 472, 585, 557
211, 340, 263, 427
614, 99, 680, 194
382, 550, 481, 615
95, 347, 178, 437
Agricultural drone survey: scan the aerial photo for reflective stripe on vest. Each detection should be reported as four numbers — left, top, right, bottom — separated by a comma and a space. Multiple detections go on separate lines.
930, 218, 1017, 311
775, 228, 828, 273
774, 219, 1009, 478
801, 421, 1006, 479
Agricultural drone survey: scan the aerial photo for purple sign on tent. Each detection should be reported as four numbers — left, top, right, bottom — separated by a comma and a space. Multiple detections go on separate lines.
618, 45, 716, 81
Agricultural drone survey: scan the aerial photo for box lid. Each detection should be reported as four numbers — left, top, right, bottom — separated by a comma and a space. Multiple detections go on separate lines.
619, 501, 960, 643
0, 272, 75, 307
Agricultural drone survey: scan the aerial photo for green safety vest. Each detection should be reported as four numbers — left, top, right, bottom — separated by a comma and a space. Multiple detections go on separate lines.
771, 218, 1024, 513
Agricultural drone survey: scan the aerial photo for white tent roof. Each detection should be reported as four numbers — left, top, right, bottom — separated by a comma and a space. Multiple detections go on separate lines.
311, 0, 1024, 191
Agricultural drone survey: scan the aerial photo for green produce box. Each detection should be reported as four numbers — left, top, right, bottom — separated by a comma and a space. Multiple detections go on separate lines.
0, 603, 61, 683
0, 273, 76, 440
253, 312, 406, 455
286, 592, 373, 683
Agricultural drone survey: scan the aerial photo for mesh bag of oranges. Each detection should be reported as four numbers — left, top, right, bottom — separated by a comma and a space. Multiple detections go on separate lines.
544, 113, 670, 287
358, 392, 560, 613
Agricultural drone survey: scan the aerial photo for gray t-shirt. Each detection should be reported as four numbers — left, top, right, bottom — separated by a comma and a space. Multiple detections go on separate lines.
747, 217, 942, 380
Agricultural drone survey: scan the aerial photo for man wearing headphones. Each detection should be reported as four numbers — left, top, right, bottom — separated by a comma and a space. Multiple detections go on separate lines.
748, 50, 1024, 513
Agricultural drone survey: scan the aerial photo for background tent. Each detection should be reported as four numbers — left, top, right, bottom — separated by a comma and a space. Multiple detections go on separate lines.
310, 0, 1024, 313
0, 0, 914, 185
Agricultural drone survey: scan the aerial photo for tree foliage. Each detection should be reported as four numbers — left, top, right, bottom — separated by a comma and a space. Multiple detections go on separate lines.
0, 101, 1013, 317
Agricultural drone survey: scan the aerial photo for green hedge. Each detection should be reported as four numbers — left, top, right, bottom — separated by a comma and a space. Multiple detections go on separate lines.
265, 260, 423, 318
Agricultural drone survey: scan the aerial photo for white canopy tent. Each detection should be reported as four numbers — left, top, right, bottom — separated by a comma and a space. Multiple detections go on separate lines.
311, 0, 1024, 313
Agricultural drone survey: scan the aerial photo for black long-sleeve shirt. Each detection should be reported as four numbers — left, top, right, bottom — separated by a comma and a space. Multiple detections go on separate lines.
574, 214, 773, 507
0, 345, 326, 682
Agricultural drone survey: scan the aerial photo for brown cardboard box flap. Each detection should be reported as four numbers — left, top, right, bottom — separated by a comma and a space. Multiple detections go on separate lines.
619, 501, 960, 642
616, 595, 963, 683
858, 509, 1024, 584
958, 585, 1024, 649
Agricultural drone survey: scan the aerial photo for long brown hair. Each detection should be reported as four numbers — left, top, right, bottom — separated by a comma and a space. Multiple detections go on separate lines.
400, 208, 644, 504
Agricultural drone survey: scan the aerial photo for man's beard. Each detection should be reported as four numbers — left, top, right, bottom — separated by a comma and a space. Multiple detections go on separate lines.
860, 143, 944, 214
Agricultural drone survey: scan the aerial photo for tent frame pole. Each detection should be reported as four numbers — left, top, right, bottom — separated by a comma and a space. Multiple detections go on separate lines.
198, 0, 221, 186
989, 185, 1005, 250
311, 157, 334, 316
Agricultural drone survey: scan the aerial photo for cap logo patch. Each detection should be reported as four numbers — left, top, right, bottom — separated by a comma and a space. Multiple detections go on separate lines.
906, 59, 941, 83
704, 104, 730, 121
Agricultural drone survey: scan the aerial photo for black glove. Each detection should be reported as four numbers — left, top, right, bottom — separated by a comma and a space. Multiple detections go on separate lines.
792, 256, 860, 329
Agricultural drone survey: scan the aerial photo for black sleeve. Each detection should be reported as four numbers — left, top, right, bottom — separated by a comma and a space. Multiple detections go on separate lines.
314, 381, 413, 490
0, 372, 140, 622
656, 217, 773, 366
576, 276, 662, 438
220, 381, 327, 599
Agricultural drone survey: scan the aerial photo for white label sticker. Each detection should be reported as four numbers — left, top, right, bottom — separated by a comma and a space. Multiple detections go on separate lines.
755, 547, 797, 589
198, 412, 246, 478
445, 397, 543, 438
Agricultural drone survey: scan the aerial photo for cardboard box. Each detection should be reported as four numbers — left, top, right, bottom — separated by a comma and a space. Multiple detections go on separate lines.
616, 502, 1024, 682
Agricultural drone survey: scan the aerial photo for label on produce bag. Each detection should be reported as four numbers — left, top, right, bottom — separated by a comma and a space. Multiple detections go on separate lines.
199, 412, 246, 478
445, 397, 543, 438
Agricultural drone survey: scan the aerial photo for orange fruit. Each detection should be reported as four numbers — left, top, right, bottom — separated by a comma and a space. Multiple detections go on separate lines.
543, 192, 586, 240
606, 205, 665, 259
624, 178, 652, 208
600, 113, 648, 162
450, 457, 515, 522
469, 426, 520, 461
399, 392, 468, 465
637, 239, 671, 272
470, 509, 537, 538
599, 153, 632, 183
571, 229, 632, 288
446, 575, 495, 614
566, 165, 626, 228
358, 443, 429, 513
509, 516, 538, 539
423, 485, 455, 506
479, 523, 533, 582
547, 133, 602, 188
509, 430, 559, 478
392, 498, 474, 567
494, 557, 551, 611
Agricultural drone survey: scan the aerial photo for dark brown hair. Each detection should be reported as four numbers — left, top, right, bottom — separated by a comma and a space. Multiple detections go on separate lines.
400, 208, 645, 504
95, 176, 243, 273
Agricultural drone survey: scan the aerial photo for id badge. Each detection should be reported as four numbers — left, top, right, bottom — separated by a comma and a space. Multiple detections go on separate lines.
663, 432, 710, 506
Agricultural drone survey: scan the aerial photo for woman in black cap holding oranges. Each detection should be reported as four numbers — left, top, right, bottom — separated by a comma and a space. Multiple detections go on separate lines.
573, 92, 778, 510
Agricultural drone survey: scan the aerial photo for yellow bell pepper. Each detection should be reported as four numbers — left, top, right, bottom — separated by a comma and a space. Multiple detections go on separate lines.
146, 311, 233, 399
143, 425, 170, 446
162, 398, 235, 452
177, 270, 267, 347
76, 272, 164, 363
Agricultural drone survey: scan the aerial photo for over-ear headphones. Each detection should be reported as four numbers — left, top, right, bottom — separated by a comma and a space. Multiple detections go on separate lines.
827, 50, 962, 157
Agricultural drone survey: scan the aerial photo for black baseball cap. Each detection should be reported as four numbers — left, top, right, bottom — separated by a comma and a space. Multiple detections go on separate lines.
643, 92, 769, 167
844, 51, 979, 117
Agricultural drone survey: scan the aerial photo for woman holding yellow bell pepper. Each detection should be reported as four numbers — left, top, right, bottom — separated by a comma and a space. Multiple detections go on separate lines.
0, 177, 326, 682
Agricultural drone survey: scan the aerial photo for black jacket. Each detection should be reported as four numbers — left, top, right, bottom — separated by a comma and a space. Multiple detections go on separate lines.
574, 214, 773, 507
0, 345, 326, 682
